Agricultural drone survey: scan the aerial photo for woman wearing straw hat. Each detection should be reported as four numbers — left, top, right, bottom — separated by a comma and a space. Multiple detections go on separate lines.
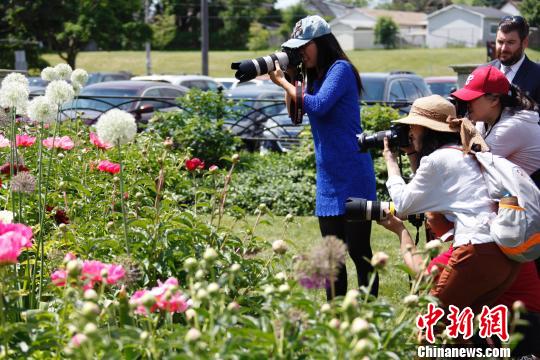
382, 94, 520, 313
269, 15, 378, 299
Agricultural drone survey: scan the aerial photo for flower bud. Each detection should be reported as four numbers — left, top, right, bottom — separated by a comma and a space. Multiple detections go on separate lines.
100, 269, 109, 279
66, 259, 82, 277
185, 309, 197, 321
227, 301, 240, 312
209, 165, 218, 173
140, 331, 149, 341
351, 318, 370, 336
203, 248, 218, 262
320, 303, 331, 314
81, 301, 100, 319
371, 252, 389, 269
141, 292, 156, 308
83, 322, 98, 335
183, 257, 197, 271
195, 269, 205, 280
230, 263, 241, 273
278, 283, 290, 294
339, 321, 349, 332
512, 300, 526, 313
185, 328, 201, 342
113, 176, 120, 182
207, 282, 219, 294
83, 289, 98, 301
342, 289, 359, 310
272, 240, 288, 255
264, 285, 275, 295
196, 289, 208, 300
106, 221, 114, 229
403, 294, 419, 307
59, 223, 68, 233
275, 272, 287, 281
353, 339, 374, 356
285, 214, 294, 223
231, 153, 240, 163
329, 318, 340, 329
135, 192, 144, 200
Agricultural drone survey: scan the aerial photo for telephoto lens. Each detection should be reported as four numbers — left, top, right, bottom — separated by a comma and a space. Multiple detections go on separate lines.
345, 198, 395, 222
357, 124, 410, 152
231, 49, 302, 83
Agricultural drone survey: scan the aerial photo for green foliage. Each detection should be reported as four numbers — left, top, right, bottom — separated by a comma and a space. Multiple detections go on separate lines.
520, 0, 540, 27
150, 89, 240, 165
279, 4, 310, 39
340, 0, 368, 7
248, 22, 271, 51
374, 16, 399, 49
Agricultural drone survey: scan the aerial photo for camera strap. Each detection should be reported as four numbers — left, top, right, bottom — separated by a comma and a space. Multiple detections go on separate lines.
290, 71, 304, 125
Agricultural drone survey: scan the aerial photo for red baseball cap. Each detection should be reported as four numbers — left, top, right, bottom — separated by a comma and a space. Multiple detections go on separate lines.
451, 65, 510, 101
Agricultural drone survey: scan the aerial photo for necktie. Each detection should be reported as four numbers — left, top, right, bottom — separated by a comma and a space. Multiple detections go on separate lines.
503, 66, 512, 76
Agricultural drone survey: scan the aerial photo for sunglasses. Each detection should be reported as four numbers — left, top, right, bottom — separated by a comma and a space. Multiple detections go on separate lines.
499, 15, 525, 25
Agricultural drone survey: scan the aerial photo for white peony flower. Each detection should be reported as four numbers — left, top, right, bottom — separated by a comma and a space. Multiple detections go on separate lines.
41, 67, 60, 81
0, 210, 14, 224
95, 109, 137, 146
54, 63, 73, 81
45, 80, 74, 105
1, 72, 29, 89
27, 96, 58, 124
71, 68, 89, 87
0, 81, 29, 109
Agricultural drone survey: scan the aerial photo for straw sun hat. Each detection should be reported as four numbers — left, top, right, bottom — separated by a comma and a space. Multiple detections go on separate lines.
393, 94, 457, 132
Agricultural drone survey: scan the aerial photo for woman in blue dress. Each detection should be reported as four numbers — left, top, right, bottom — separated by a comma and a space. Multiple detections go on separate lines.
269, 15, 378, 299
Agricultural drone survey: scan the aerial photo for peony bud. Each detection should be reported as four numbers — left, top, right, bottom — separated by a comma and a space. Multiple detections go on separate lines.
403, 294, 419, 307
185, 309, 197, 321
66, 259, 82, 277
278, 284, 290, 294
342, 289, 360, 310
185, 328, 201, 342
81, 301, 100, 319
209, 165, 218, 173
285, 214, 294, 223
353, 339, 374, 356
140, 331, 149, 341
339, 321, 349, 332
329, 318, 340, 329
272, 240, 288, 255
227, 301, 240, 312
371, 252, 389, 269
83, 289, 98, 301
275, 272, 287, 281
230, 263, 241, 273
320, 303, 332, 314
350, 318, 370, 336
141, 292, 156, 308
196, 289, 208, 300
512, 300, 526, 313
195, 269, 205, 280
264, 285, 275, 295
231, 153, 240, 163
183, 257, 197, 271
207, 283, 219, 294
203, 248, 218, 262
83, 322, 98, 335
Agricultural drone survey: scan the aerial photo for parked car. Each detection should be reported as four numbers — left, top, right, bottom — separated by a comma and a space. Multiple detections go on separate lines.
224, 85, 286, 150
215, 76, 276, 90
425, 76, 458, 97
360, 71, 432, 113
86, 72, 132, 86
61, 80, 188, 125
131, 74, 222, 92
28, 77, 49, 95
214, 77, 238, 90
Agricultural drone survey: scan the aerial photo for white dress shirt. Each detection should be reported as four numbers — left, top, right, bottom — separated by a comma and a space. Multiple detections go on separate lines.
500, 54, 525, 84
386, 147, 496, 247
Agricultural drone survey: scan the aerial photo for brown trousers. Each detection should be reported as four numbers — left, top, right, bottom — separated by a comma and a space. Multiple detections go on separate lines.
431, 242, 521, 314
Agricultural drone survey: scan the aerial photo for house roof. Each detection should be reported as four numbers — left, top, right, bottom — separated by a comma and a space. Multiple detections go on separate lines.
304, 0, 353, 18
331, 8, 427, 28
428, 4, 510, 19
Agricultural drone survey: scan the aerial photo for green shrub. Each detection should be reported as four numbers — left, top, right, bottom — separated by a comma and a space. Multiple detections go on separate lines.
150, 89, 241, 165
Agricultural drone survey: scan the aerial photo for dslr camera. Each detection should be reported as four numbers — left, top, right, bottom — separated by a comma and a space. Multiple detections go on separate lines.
231, 48, 302, 83
345, 197, 424, 227
357, 124, 410, 152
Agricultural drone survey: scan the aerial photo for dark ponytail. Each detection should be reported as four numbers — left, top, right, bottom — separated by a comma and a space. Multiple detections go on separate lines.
499, 84, 538, 112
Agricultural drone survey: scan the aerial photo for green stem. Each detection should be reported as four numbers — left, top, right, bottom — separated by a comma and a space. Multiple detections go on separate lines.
0, 267, 8, 353
9, 109, 17, 217
117, 141, 130, 255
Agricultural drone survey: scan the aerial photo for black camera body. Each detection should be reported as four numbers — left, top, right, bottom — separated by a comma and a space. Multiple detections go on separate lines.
231, 48, 302, 83
357, 124, 410, 152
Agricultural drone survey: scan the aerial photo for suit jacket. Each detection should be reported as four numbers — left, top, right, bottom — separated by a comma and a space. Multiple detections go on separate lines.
488, 55, 540, 105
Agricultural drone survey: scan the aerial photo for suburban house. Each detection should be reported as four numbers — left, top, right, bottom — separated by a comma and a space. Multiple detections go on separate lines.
303, 0, 353, 19
499, 0, 521, 16
426, 5, 510, 48
329, 8, 427, 50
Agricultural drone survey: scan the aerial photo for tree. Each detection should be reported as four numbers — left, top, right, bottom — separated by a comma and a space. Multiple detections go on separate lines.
6, 0, 151, 68
248, 22, 271, 51
378, 0, 448, 13
520, 0, 540, 28
340, 0, 368, 7
374, 16, 399, 49
279, 4, 310, 40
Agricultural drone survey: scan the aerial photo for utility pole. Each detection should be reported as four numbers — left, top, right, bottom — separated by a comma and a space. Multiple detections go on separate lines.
201, 0, 209, 75
145, 0, 152, 75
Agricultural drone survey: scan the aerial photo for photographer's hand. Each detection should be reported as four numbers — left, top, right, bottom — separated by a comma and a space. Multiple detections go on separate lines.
269, 61, 296, 96
377, 210, 405, 235
383, 137, 401, 178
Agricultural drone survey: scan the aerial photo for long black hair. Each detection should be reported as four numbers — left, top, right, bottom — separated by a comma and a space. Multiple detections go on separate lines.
416, 128, 461, 169
307, 33, 362, 94
497, 84, 538, 112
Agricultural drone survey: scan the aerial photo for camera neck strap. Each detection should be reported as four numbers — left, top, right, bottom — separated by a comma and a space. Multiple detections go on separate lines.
290, 69, 305, 125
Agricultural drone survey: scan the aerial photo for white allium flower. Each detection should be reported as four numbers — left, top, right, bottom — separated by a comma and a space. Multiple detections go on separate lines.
54, 63, 73, 81
71, 68, 89, 87
41, 67, 60, 81
0, 82, 29, 109
45, 80, 74, 104
0, 210, 14, 224
95, 109, 137, 146
27, 96, 58, 124
1, 72, 29, 89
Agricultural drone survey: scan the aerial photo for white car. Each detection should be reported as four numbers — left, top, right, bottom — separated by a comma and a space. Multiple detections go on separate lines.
131, 74, 222, 92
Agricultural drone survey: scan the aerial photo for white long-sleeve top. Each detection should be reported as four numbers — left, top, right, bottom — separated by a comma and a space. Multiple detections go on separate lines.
386, 147, 496, 247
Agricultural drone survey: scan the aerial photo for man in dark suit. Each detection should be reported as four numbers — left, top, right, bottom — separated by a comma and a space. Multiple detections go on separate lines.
489, 16, 540, 105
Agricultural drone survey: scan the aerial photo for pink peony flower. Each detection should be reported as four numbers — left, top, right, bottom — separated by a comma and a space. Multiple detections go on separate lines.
81, 260, 107, 282
64, 252, 77, 262
185, 158, 205, 171
0, 134, 10, 148
42, 136, 74, 150
70, 333, 88, 348
105, 264, 126, 285
130, 277, 188, 315
97, 160, 120, 174
51, 269, 67, 286
0, 222, 33, 265
89, 132, 113, 150
15, 135, 36, 147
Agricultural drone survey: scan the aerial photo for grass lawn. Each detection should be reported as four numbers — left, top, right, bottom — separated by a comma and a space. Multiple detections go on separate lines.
226, 215, 429, 307
41, 48, 540, 78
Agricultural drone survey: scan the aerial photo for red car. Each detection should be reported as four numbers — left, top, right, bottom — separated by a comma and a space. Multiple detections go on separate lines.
425, 76, 458, 98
